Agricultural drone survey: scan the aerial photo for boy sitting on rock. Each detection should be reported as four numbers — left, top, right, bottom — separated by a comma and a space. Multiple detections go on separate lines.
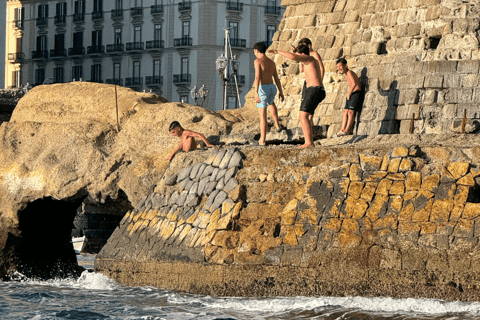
164, 121, 213, 160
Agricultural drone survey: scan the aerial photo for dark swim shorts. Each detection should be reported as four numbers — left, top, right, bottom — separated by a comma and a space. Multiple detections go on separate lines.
345, 90, 365, 111
300, 86, 326, 115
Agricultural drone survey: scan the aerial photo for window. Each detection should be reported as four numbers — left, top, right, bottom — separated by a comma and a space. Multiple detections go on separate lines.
72, 66, 83, 81
133, 61, 141, 78
35, 69, 45, 85
14, 7, 24, 28
92, 30, 102, 47
73, 32, 83, 47
229, 22, 238, 39
180, 95, 188, 103
267, 25, 276, 42
36, 35, 47, 52
115, 28, 122, 44
181, 57, 189, 75
182, 21, 190, 38
154, 0, 161, 5
55, 34, 65, 50
267, 0, 276, 6
38, 4, 49, 18
154, 24, 162, 41
114, 62, 121, 80
56, 2, 67, 17
54, 67, 64, 83
91, 64, 102, 82
12, 70, 21, 88
153, 60, 161, 77
16, 38, 22, 53
115, 0, 122, 10
93, 0, 103, 12
227, 96, 237, 109
74, 0, 85, 14
134, 0, 142, 7
134, 26, 141, 43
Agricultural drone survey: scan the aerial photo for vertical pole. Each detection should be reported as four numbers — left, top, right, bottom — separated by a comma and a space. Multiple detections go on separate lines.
223, 27, 229, 110
462, 109, 467, 134
410, 113, 415, 134
115, 85, 120, 132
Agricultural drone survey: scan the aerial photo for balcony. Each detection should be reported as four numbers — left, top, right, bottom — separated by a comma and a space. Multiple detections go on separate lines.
146, 40, 164, 50
32, 50, 49, 59
8, 53, 24, 62
151, 4, 164, 15
174, 37, 193, 47
226, 1, 243, 12
146, 76, 163, 86
92, 11, 103, 20
68, 46, 85, 56
13, 19, 23, 29
173, 74, 191, 84
106, 43, 124, 53
73, 12, 85, 22
229, 75, 245, 85
130, 7, 143, 16
50, 48, 67, 58
111, 9, 123, 19
228, 38, 246, 48
36, 17, 48, 26
125, 77, 143, 86
106, 78, 123, 86
265, 5, 282, 15
87, 45, 105, 54
178, 1, 191, 12
54, 15, 66, 24
126, 42, 144, 51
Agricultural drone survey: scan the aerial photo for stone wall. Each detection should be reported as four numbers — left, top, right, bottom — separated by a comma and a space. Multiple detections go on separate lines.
253, 0, 480, 137
96, 143, 480, 301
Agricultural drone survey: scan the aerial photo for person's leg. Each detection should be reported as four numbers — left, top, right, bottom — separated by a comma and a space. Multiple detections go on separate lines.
299, 111, 313, 148
345, 110, 355, 134
258, 107, 267, 145
268, 103, 283, 130
308, 114, 314, 128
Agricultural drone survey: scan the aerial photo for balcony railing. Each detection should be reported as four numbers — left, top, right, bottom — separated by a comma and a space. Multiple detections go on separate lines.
87, 45, 105, 54
54, 15, 66, 24
50, 49, 67, 57
36, 17, 48, 26
229, 75, 245, 85
174, 37, 192, 47
125, 77, 143, 86
8, 53, 24, 62
32, 50, 49, 59
106, 78, 123, 86
111, 9, 123, 19
173, 74, 191, 84
130, 7, 143, 16
92, 11, 103, 20
13, 19, 23, 29
227, 1, 243, 11
178, 1, 191, 11
151, 4, 164, 14
90, 78, 103, 83
265, 5, 281, 15
106, 43, 124, 53
228, 38, 246, 48
73, 12, 85, 22
68, 46, 85, 56
146, 76, 163, 85
146, 40, 165, 49
126, 42, 144, 51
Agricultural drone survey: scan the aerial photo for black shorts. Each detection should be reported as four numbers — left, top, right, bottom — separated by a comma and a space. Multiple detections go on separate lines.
300, 86, 326, 115
345, 90, 364, 111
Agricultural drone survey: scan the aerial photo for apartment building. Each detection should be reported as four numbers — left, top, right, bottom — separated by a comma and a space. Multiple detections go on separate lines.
4, 0, 283, 110
1, 3, 6, 88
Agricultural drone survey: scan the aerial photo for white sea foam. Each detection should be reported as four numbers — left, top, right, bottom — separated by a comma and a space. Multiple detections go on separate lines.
27, 271, 118, 291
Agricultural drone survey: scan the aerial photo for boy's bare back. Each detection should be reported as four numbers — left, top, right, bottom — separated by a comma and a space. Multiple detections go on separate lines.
255, 56, 276, 85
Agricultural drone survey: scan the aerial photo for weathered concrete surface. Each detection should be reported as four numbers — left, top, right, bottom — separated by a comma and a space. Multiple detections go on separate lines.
96, 142, 480, 301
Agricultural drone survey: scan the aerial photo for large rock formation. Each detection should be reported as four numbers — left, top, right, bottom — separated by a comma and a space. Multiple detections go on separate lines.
256, 0, 480, 137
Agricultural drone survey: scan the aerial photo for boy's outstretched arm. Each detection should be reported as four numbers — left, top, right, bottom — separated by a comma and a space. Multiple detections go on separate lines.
165, 142, 183, 160
186, 130, 214, 147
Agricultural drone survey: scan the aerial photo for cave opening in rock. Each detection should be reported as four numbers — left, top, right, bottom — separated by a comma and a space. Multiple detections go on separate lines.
428, 36, 441, 50
467, 181, 480, 203
18, 194, 86, 279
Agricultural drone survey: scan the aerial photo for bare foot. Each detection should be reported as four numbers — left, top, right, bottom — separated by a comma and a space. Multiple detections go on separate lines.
259, 140, 266, 146
298, 143, 313, 149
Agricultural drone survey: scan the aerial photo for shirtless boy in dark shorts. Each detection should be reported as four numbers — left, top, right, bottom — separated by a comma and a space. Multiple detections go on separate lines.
270, 44, 325, 148
335, 58, 364, 137
164, 121, 213, 160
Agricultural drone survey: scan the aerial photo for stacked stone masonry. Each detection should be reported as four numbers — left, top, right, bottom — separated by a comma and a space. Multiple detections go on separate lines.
258, 0, 480, 137
97, 145, 480, 300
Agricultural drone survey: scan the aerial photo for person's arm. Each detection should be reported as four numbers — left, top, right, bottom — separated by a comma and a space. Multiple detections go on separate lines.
273, 65, 284, 102
186, 130, 213, 147
254, 59, 261, 103
270, 50, 313, 63
165, 142, 183, 160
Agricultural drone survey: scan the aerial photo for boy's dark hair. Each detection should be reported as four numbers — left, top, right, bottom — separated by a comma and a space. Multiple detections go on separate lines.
254, 42, 267, 53
298, 38, 312, 46
336, 58, 348, 65
169, 121, 182, 131
296, 44, 310, 55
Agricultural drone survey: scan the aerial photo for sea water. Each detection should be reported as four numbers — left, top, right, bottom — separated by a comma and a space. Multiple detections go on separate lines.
1, 255, 480, 319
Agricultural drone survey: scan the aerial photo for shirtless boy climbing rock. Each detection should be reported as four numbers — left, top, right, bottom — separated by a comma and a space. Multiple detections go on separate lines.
164, 121, 213, 160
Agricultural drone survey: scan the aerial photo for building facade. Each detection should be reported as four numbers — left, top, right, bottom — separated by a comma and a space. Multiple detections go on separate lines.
1, 3, 6, 89
5, 0, 284, 110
